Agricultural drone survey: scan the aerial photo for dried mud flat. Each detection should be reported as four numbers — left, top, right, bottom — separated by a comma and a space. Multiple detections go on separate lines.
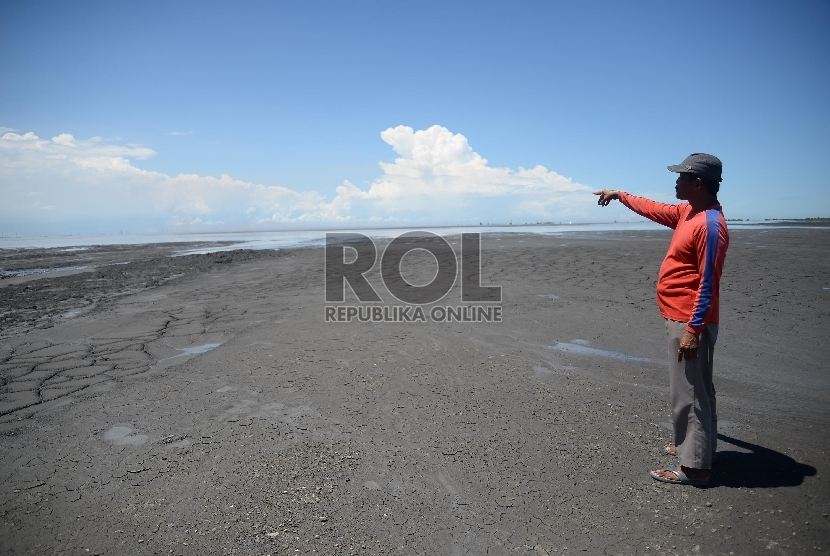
0, 229, 828, 555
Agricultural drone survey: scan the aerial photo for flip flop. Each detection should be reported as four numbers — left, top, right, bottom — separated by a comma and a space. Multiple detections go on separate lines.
650, 465, 709, 486
665, 445, 717, 463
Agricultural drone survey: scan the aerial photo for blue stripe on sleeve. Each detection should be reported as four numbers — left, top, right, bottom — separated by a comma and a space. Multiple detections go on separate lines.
689, 209, 721, 329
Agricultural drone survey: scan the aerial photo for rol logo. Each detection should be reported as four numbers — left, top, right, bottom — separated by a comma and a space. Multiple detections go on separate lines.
324, 232, 502, 323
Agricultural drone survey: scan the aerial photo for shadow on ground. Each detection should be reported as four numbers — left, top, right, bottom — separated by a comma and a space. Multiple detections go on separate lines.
710, 434, 817, 488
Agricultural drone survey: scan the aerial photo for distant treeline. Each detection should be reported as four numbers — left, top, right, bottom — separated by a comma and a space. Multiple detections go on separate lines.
762, 217, 830, 221
724, 217, 830, 224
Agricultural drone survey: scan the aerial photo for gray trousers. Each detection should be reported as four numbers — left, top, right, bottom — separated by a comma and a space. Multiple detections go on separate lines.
666, 319, 718, 469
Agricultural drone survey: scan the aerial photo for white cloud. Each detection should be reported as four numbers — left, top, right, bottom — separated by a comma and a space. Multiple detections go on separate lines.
51, 133, 76, 146
0, 126, 19, 134
169, 130, 196, 136
1, 131, 155, 161
0, 131, 321, 230
0, 125, 595, 233
320, 125, 593, 222
2, 131, 37, 141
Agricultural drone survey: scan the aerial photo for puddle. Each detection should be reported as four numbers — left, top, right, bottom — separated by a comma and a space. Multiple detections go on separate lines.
155, 342, 223, 368
104, 426, 148, 445
548, 339, 650, 362
536, 294, 560, 300
61, 310, 81, 319
216, 386, 233, 393
178, 343, 221, 356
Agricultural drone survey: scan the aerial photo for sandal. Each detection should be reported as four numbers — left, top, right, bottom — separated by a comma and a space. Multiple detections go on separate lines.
650, 465, 709, 486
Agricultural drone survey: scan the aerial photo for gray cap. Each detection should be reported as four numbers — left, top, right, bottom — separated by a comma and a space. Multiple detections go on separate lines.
668, 153, 723, 182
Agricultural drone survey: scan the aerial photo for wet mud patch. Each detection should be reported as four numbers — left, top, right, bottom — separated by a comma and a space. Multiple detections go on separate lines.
0, 247, 288, 337
548, 339, 651, 362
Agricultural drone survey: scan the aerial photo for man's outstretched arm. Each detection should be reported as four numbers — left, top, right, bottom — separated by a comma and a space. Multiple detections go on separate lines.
593, 190, 683, 229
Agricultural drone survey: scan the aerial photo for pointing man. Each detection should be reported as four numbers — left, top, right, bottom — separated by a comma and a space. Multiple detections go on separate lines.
594, 153, 729, 486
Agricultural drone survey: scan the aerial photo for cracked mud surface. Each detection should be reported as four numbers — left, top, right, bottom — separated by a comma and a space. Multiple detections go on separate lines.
0, 229, 828, 555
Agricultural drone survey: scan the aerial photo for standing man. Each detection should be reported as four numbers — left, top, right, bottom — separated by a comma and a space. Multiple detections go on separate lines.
594, 153, 729, 486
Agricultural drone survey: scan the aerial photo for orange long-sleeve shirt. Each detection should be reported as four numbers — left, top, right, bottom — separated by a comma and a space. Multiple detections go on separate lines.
619, 192, 729, 334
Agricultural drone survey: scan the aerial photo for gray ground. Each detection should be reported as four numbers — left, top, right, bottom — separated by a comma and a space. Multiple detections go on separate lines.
0, 229, 828, 555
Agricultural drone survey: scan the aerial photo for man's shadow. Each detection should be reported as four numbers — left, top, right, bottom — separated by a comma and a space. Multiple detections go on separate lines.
709, 434, 817, 488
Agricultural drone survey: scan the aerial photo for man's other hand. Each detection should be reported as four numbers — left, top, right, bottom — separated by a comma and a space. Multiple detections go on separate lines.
593, 189, 620, 206
678, 331, 699, 361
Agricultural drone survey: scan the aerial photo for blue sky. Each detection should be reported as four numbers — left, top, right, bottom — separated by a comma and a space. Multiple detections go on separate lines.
1, 1, 828, 235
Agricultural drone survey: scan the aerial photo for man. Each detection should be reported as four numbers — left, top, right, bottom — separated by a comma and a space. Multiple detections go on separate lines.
594, 153, 729, 486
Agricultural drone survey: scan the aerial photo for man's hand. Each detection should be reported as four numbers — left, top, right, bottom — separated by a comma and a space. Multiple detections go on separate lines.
593, 189, 620, 206
678, 331, 699, 361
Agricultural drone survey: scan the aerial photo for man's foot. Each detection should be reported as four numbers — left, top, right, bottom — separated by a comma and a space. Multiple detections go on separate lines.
665, 444, 717, 463
650, 465, 710, 486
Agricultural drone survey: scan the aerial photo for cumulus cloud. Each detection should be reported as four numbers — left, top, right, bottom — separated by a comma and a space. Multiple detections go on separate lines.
323, 125, 592, 222
0, 125, 595, 233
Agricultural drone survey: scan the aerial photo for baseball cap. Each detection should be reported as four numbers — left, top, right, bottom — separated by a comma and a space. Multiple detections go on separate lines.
668, 153, 723, 183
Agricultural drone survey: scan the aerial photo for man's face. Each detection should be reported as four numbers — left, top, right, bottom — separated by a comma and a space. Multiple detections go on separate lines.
675, 172, 697, 200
